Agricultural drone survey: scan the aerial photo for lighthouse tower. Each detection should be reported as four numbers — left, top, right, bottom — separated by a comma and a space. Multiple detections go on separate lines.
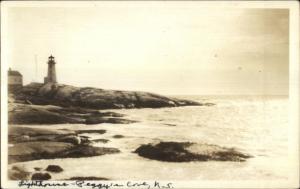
44, 55, 57, 84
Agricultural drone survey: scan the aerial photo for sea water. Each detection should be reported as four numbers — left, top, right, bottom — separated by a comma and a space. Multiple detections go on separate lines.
11, 95, 289, 181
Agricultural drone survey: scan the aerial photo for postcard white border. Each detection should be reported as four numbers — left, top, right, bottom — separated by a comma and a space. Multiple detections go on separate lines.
1, 1, 299, 188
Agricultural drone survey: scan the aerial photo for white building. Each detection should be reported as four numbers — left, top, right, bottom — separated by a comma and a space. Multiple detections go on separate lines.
8, 68, 23, 91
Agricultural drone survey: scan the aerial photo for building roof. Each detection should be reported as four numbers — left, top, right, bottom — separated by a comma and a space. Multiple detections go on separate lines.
8, 69, 22, 77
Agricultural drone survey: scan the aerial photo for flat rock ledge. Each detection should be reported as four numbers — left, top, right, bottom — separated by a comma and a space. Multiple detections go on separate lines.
9, 142, 120, 164
8, 103, 136, 125
134, 142, 252, 162
13, 82, 207, 109
8, 127, 120, 164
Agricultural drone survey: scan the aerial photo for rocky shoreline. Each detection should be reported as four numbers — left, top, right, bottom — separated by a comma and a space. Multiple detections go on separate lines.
9, 82, 213, 125
8, 125, 253, 180
8, 126, 120, 164
8, 126, 120, 180
7, 83, 253, 181
13, 82, 208, 110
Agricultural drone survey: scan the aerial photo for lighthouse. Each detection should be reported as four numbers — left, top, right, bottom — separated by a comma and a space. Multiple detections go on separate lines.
44, 55, 57, 84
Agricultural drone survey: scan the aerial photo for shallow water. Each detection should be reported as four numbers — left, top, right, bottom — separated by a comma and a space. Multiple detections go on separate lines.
11, 95, 289, 180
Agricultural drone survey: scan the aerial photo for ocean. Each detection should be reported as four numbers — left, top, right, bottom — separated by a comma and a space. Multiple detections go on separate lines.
11, 95, 289, 181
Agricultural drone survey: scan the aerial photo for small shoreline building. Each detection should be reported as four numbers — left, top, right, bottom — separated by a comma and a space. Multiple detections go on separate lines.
8, 68, 23, 92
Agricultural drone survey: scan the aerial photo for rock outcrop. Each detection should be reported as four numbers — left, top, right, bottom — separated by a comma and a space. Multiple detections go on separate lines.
8, 127, 120, 164
135, 142, 253, 162
45, 165, 64, 173
14, 82, 203, 109
31, 173, 51, 180
8, 103, 136, 125
9, 83, 213, 125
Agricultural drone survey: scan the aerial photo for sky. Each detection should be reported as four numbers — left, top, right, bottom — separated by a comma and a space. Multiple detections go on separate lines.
5, 3, 289, 95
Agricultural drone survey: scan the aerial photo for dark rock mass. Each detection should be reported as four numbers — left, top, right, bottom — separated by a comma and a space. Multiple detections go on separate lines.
92, 139, 110, 143
112, 135, 125, 139
31, 173, 51, 180
45, 165, 64, 173
134, 142, 252, 162
14, 82, 203, 109
75, 130, 107, 135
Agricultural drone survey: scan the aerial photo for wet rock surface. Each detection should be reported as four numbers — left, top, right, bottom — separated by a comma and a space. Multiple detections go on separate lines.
31, 172, 51, 180
85, 117, 137, 125
8, 127, 120, 164
13, 82, 205, 110
163, 123, 177, 127
45, 165, 64, 173
92, 139, 110, 143
75, 130, 106, 135
8, 103, 136, 125
112, 135, 125, 139
135, 142, 253, 162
